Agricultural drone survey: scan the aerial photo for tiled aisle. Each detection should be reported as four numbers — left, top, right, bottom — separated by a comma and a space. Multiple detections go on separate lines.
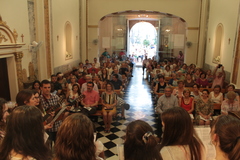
95, 66, 158, 160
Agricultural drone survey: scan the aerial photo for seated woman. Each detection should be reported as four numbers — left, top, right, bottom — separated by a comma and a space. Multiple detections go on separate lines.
163, 65, 172, 77
190, 83, 202, 101
184, 73, 195, 87
55, 113, 104, 160
196, 73, 209, 88
206, 69, 214, 83
0, 98, 9, 144
209, 85, 223, 103
172, 80, 185, 98
67, 75, 79, 91
224, 84, 239, 101
66, 83, 81, 107
101, 82, 117, 133
210, 115, 240, 160
56, 72, 67, 92
124, 120, 162, 160
93, 75, 104, 89
0, 105, 51, 160
193, 68, 202, 81
159, 107, 205, 160
179, 89, 194, 119
16, 89, 37, 106
168, 73, 178, 87
154, 75, 167, 94
31, 80, 41, 94
195, 89, 214, 125
221, 91, 240, 115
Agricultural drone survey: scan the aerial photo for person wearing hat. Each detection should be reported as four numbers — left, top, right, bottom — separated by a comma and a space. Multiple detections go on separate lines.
221, 91, 240, 115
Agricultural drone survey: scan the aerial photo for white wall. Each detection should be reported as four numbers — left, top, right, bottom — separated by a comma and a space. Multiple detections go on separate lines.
51, 0, 80, 69
0, 0, 32, 76
205, 0, 240, 73
87, 0, 201, 63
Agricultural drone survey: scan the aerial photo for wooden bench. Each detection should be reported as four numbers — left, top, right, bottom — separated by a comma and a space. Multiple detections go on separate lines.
90, 89, 122, 118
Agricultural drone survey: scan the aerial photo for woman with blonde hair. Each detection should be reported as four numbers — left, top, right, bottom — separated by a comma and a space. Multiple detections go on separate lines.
101, 82, 117, 133
210, 115, 240, 160
55, 113, 104, 160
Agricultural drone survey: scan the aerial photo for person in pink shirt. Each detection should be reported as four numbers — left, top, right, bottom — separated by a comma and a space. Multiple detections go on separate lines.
212, 64, 225, 88
81, 82, 99, 116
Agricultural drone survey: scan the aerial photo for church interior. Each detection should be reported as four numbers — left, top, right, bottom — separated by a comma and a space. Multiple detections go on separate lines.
0, 0, 240, 159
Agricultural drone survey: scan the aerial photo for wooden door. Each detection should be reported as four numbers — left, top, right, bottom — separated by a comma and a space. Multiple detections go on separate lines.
0, 58, 10, 100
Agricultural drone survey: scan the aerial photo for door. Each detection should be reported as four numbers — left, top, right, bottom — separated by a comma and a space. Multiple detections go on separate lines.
0, 58, 11, 100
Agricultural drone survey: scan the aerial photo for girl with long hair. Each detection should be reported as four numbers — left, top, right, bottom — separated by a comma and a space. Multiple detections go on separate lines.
55, 113, 104, 160
210, 115, 240, 160
159, 107, 205, 160
0, 105, 51, 160
101, 68, 109, 81
31, 80, 41, 94
124, 120, 162, 160
66, 83, 81, 106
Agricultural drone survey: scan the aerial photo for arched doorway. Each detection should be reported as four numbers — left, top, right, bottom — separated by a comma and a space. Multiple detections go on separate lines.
129, 22, 158, 61
98, 10, 187, 62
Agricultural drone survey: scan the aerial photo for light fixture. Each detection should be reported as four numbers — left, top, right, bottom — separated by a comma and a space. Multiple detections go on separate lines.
165, 29, 170, 32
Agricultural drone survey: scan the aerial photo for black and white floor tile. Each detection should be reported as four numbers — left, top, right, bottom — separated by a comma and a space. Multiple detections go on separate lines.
95, 66, 158, 159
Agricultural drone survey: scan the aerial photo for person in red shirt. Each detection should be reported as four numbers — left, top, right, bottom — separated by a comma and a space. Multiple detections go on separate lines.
81, 82, 99, 116
88, 63, 99, 74
78, 72, 87, 87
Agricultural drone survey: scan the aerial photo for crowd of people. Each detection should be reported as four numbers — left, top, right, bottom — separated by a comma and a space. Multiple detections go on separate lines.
0, 54, 239, 160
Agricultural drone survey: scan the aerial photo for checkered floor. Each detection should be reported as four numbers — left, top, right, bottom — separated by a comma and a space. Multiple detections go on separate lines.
94, 66, 158, 160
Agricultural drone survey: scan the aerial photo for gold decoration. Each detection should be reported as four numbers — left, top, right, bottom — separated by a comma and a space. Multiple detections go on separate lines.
0, 15, 10, 29
13, 29, 18, 42
0, 31, 8, 43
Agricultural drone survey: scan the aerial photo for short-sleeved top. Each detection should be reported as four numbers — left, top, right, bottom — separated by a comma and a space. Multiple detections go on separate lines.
184, 79, 195, 87
196, 98, 214, 116
209, 91, 223, 103
196, 78, 209, 88
110, 79, 122, 90
221, 99, 240, 114
168, 79, 178, 87
180, 97, 194, 112
82, 90, 99, 105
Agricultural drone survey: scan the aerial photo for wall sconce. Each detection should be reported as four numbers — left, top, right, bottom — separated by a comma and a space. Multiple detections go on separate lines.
186, 41, 192, 48
92, 39, 98, 45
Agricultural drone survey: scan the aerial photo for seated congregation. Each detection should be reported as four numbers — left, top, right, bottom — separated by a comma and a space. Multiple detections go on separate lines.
0, 55, 239, 160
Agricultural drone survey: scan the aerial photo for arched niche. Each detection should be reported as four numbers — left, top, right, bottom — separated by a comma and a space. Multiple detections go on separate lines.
212, 24, 223, 64
98, 10, 187, 62
64, 21, 73, 60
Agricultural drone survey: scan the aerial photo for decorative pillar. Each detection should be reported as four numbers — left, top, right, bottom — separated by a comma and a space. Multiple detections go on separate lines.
44, 0, 52, 77
14, 52, 24, 91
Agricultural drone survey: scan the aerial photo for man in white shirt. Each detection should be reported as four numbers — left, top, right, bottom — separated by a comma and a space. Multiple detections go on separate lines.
93, 57, 100, 68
